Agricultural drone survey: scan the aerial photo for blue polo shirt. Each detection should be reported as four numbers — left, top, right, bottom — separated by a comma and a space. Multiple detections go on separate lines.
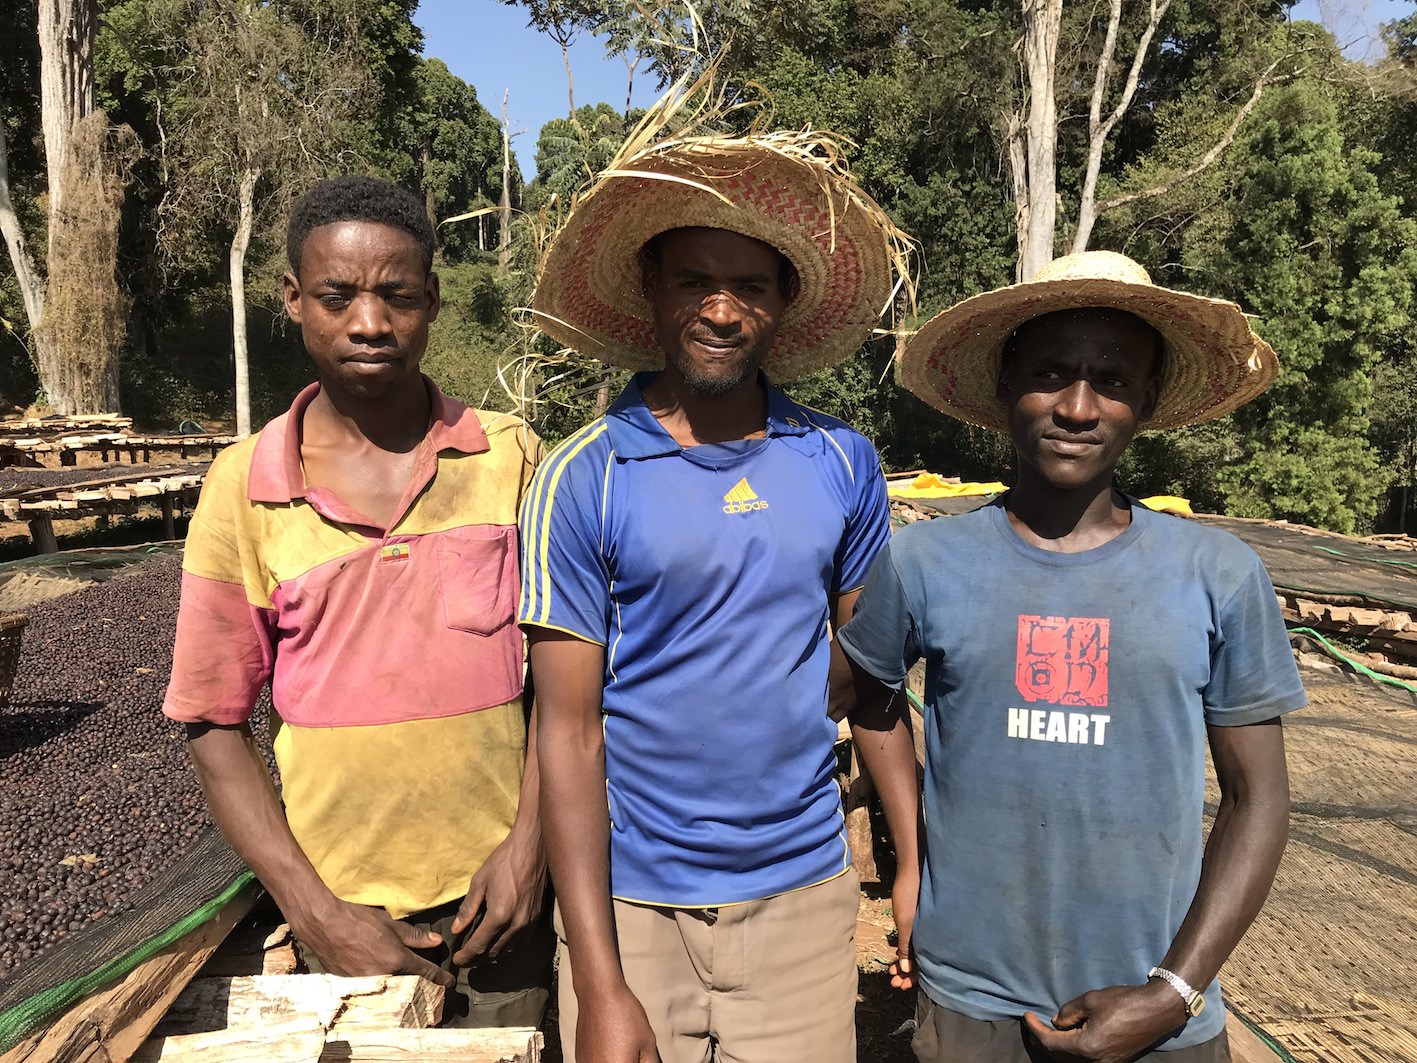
519, 373, 891, 906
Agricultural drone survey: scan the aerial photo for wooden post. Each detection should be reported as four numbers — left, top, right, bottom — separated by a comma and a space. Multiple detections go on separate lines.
161, 493, 176, 539
846, 745, 879, 884
28, 515, 58, 554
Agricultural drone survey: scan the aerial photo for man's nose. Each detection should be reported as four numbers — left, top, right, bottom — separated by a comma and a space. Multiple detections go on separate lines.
1056, 379, 1101, 424
348, 293, 393, 340
698, 291, 742, 331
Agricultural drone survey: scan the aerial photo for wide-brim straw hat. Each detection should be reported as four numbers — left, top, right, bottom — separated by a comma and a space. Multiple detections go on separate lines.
898, 250, 1278, 430
532, 136, 910, 381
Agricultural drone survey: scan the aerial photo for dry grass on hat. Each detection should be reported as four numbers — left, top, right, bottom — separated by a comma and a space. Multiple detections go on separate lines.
898, 251, 1278, 431
527, 65, 917, 382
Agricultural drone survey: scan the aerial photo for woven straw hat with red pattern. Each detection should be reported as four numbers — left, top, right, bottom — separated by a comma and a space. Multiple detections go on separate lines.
899, 250, 1278, 431
531, 136, 913, 382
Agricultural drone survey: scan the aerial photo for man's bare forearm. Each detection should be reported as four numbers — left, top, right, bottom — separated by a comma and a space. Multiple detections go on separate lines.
1158, 719, 1290, 990
185, 722, 336, 929
849, 704, 921, 878
530, 635, 626, 997
509, 678, 543, 844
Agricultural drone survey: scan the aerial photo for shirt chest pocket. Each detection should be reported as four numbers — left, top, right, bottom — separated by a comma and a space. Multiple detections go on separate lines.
435, 527, 517, 636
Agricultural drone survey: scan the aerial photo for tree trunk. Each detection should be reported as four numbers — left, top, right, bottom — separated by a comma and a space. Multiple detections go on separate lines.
499, 90, 512, 276
230, 166, 258, 438
38, 0, 96, 237
0, 124, 46, 334
421, 140, 437, 240
1018, 0, 1061, 282
562, 41, 575, 119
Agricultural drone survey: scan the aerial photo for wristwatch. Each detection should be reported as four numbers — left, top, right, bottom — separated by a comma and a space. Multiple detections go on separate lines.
1148, 966, 1206, 1018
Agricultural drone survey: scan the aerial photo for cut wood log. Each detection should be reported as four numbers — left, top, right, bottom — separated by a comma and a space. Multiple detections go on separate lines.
154, 975, 443, 1037
135, 1025, 542, 1063
0, 883, 256, 1063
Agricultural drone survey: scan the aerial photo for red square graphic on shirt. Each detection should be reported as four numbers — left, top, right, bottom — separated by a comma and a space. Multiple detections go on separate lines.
1015, 615, 1110, 707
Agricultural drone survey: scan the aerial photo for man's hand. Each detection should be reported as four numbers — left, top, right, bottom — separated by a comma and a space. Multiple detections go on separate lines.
577, 983, 662, 1063
450, 826, 548, 966
889, 864, 919, 991
295, 898, 455, 989
1023, 982, 1189, 1063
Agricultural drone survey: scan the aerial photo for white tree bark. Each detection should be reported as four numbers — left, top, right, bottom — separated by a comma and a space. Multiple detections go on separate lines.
230, 166, 258, 438
38, 0, 96, 232
0, 124, 46, 333
1094, 63, 1281, 217
1005, 111, 1030, 283
499, 90, 512, 276
1019, 0, 1061, 281
1071, 0, 1173, 254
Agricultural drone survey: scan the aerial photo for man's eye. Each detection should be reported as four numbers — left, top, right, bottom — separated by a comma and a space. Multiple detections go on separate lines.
741, 285, 764, 295
388, 295, 419, 308
318, 295, 349, 309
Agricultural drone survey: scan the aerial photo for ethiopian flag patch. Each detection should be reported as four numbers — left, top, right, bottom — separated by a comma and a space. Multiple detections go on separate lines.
379, 542, 411, 564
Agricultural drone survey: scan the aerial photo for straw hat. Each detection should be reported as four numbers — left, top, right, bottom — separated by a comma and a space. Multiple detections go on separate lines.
531, 136, 911, 381
898, 250, 1277, 430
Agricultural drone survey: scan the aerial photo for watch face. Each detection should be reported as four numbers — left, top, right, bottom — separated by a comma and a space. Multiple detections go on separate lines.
1189, 995, 1206, 1018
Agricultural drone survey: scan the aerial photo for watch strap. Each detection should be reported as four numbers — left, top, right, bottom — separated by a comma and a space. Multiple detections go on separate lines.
1148, 966, 1205, 1017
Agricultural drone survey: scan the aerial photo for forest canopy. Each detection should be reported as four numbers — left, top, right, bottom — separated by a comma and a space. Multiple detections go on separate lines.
2, 0, 1416, 534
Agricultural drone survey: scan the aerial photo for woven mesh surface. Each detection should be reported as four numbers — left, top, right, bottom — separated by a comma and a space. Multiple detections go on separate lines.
1214, 657, 1417, 1062
1195, 516, 1417, 612
0, 824, 248, 1050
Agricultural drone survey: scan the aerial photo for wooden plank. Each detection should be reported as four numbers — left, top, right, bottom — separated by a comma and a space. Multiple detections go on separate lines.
321, 1028, 542, 1062
1226, 1012, 1284, 1063
154, 975, 443, 1037
845, 746, 879, 884
132, 1022, 326, 1063
0, 883, 256, 1063
135, 1026, 541, 1063
26, 516, 57, 554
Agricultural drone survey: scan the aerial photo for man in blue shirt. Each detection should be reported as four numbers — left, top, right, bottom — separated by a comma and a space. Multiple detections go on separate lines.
521, 137, 913, 1063
836, 251, 1307, 1062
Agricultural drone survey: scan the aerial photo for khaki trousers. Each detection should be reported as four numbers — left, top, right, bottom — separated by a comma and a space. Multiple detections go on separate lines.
911, 991, 1232, 1063
556, 870, 860, 1063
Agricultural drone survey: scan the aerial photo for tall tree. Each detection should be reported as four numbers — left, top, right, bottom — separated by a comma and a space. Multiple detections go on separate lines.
0, 0, 135, 412
1199, 81, 1417, 533
149, 0, 377, 436
1007, 0, 1292, 280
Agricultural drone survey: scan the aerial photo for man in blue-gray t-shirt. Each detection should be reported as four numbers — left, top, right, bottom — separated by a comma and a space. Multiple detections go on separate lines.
836, 251, 1307, 1062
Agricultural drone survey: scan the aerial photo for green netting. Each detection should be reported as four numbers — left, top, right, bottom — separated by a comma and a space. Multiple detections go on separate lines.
0, 823, 253, 1054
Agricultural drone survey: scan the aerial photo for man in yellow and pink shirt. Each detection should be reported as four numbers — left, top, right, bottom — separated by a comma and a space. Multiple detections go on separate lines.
163, 175, 550, 1027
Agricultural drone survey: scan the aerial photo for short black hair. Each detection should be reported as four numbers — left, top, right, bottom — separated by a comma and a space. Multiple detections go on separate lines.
640, 227, 802, 304
286, 175, 435, 276
1001, 307, 1166, 380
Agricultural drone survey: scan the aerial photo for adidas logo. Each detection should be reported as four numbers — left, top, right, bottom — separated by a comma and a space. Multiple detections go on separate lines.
723, 477, 769, 514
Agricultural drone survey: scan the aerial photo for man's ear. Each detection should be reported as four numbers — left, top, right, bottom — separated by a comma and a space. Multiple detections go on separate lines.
1139, 374, 1161, 422
282, 271, 302, 325
425, 270, 441, 323
641, 259, 659, 300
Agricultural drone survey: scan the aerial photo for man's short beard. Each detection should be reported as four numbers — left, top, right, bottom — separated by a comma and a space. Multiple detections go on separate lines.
671, 347, 765, 396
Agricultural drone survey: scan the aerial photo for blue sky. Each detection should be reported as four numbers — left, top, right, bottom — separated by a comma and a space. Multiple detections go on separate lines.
417, 0, 1413, 180
415, 0, 659, 178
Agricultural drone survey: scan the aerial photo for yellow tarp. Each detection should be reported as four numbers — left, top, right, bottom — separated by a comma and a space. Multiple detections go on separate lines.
887, 473, 1007, 500
1140, 495, 1194, 515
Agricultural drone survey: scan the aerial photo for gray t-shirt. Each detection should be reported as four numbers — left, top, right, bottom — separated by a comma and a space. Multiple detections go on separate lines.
837, 499, 1306, 1049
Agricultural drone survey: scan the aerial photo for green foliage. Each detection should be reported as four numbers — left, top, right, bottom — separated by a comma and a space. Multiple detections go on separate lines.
421, 259, 518, 412
1191, 82, 1417, 533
